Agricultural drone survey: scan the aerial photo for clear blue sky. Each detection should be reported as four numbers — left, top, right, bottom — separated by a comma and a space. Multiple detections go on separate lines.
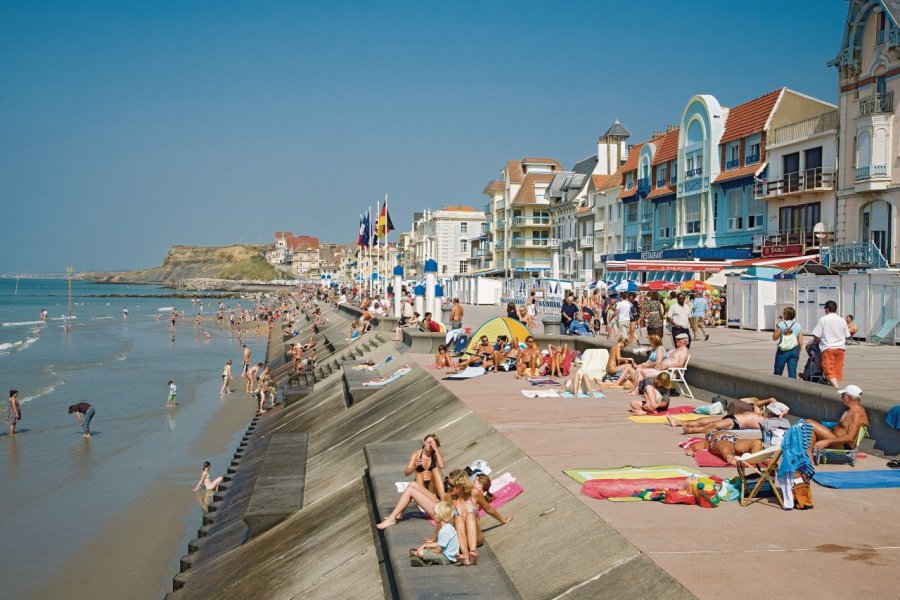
0, 1, 848, 273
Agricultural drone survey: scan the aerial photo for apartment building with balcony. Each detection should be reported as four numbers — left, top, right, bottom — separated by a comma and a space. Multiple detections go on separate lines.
644, 126, 680, 251
483, 158, 562, 277
409, 206, 485, 277
619, 142, 645, 252
831, 0, 900, 265
586, 172, 624, 271
547, 160, 594, 279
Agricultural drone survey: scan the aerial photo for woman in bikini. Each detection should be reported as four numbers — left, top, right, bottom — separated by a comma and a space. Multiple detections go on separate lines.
515, 336, 541, 379
671, 398, 781, 434
193, 461, 224, 492
220, 359, 233, 395
403, 434, 446, 499
609, 334, 665, 391
434, 345, 454, 369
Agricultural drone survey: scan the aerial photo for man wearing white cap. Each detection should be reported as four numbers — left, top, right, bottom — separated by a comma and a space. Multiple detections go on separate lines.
807, 384, 869, 454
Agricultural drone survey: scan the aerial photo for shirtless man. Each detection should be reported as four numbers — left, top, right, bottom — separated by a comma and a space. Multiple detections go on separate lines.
515, 336, 540, 379
449, 298, 463, 331
807, 384, 869, 456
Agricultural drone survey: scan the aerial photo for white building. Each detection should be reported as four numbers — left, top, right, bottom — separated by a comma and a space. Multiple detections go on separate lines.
410, 206, 486, 277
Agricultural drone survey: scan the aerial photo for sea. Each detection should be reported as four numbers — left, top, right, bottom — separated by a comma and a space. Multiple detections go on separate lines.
0, 278, 265, 599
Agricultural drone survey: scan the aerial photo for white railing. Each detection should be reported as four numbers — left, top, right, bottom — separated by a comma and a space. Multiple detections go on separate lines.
767, 110, 839, 146
510, 238, 550, 248
511, 216, 551, 227
579, 236, 594, 248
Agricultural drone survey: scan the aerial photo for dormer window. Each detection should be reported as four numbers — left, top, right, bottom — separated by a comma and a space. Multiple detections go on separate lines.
746, 134, 761, 164
878, 10, 886, 44
726, 142, 740, 170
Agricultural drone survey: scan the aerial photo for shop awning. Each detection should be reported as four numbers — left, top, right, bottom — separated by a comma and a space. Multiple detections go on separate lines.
729, 255, 816, 269
606, 260, 729, 272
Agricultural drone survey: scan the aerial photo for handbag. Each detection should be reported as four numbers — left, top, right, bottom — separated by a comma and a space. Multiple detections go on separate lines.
778, 321, 798, 351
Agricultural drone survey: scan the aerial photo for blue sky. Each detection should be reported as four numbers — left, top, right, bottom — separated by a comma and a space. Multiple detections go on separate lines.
0, 1, 848, 272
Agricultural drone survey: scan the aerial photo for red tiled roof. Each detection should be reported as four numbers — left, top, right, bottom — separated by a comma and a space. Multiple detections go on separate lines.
591, 172, 623, 191
576, 205, 592, 214
511, 173, 555, 206
720, 89, 783, 144
442, 205, 480, 212
620, 143, 644, 172
482, 180, 505, 195
506, 160, 525, 184
651, 128, 680, 165
714, 163, 765, 183
646, 185, 676, 200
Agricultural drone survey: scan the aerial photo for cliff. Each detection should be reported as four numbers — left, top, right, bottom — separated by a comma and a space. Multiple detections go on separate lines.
79, 244, 285, 283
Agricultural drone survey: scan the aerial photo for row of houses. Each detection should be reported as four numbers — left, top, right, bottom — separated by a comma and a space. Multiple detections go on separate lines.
398, 0, 900, 282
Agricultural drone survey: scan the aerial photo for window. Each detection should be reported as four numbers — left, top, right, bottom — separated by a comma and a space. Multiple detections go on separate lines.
685, 155, 694, 174
727, 189, 743, 230
460, 222, 468, 234
857, 130, 871, 169
459, 239, 467, 253
746, 135, 761, 164
625, 236, 638, 252
658, 203, 671, 238
726, 143, 740, 169
625, 172, 634, 188
684, 197, 701, 234
459, 261, 468, 274
748, 196, 765, 229
626, 203, 638, 223
656, 163, 668, 187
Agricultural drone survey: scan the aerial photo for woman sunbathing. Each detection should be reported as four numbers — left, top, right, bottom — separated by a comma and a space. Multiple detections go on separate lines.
683, 431, 765, 466
670, 398, 784, 434
434, 344, 454, 369
492, 335, 519, 371
515, 336, 541, 379
546, 343, 569, 377
609, 334, 665, 390
404, 434, 446, 500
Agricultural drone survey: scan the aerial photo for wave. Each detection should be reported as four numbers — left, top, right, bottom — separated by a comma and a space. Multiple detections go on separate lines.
94, 316, 114, 320
18, 368, 65, 403
1, 320, 43, 327
0, 336, 39, 353
158, 306, 175, 311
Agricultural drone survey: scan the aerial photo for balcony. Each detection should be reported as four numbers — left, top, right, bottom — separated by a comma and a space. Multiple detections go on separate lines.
494, 240, 504, 249
637, 177, 651, 196
858, 92, 893, 117
768, 110, 839, 146
670, 175, 677, 185
725, 159, 740, 170
745, 153, 760, 165
580, 236, 594, 248
856, 164, 888, 181
640, 221, 652, 232
685, 168, 702, 179
510, 258, 552, 269
510, 237, 550, 248
823, 241, 889, 269
625, 212, 638, 224
754, 167, 836, 199
511, 215, 551, 228
763, 226, 834, 254
495, 219, 506, 229
656, 178, 667, 188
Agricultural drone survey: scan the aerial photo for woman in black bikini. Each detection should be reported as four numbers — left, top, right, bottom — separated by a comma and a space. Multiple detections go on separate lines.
403, 434, 446, 500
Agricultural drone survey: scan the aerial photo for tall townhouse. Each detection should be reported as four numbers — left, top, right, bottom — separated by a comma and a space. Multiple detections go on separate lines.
411, 206, 486, 277
618, 142, 646, 252
586, 172, 624, 271
484, 158, 562, 277
831, 0, 900, 265
639, 127, 681, 251
752, 94, 839, 256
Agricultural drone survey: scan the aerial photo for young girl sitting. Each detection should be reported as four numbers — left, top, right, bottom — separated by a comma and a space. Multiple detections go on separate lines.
628, 372, 674, 415
434, 344, 454, 369
411, 501, 459, 566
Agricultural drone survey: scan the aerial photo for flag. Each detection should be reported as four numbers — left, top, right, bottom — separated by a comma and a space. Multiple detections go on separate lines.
359, 214, 370, 248
379, 203, 395, 238
357, 215, 364, 248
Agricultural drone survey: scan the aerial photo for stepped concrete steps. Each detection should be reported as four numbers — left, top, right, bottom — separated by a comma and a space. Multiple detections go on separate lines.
166, 479, 383, 600
244, 432, 309, 539
365, 441, 520, 598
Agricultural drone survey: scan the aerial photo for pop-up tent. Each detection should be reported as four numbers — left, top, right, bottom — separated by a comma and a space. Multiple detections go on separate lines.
463, 317, 531, 355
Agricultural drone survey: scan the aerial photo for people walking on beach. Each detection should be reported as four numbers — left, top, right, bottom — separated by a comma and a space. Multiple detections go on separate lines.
220, 359, 233, 395
812, 300, 851, 388
242, 344, 252, 389
773, 307, 803, 379
193, 461, 223, 492
68, 402, 94, 439
167, 380, 177, 407
170, 310, 178, 331
690, 293, 709, 341
7, 390, 22, 436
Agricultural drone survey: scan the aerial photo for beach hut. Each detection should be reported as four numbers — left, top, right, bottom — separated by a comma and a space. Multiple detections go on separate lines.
774, 260, 840, 334
463, 317, 531, 355
868, 269, 900, 338
840, 271, 870, 338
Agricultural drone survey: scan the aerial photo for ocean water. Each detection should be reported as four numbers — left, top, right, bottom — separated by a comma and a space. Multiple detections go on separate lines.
0, 278, 265, 599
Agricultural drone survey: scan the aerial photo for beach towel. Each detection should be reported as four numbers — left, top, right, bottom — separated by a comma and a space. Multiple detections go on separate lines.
521, 389, 560, 398
362, 365, 411, 387
478, 481, 523, 516
628, 413, 709, 424
443, 366, 485, 380
691, 449, 731, 468
657, 405, 695, 415
563, 465, 706, 486
812, 470, 900, 489
886, 406, 900, 429
582, 477, 692, 500
527, 378, 559, 386
488, 472, 516, 492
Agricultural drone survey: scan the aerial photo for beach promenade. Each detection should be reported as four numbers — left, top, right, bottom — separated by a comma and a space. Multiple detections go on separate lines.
407, 302, 900, 598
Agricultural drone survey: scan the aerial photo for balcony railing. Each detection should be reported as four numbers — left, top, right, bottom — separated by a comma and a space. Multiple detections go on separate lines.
889, 27, 900, 49
725, 159, 740, 169
878, 29, 885, 44
768, 110, 839, 146
510, 258, 552, 269
637, 177, 651, 195
494, 240, 504, 249
656, 178, 667, 188
511, 216, 551, 227
510, 237, 550, 248
625, 212, 638, 223
754, 167, 836, 198
580, 236, 594, 248
859, 92, 893, 117
763, 226, 834, 250
640, 221, 652, 232
670, 175, 677, 185
745, 153, 760, 165
495, 219, 506, 229
823, 241, 889, 269
685, 168, 702, 179
856, 164, 889, 181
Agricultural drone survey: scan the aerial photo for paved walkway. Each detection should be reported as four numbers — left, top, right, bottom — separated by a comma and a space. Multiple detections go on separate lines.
453, 302, 900, 397
409, 343, 900, 599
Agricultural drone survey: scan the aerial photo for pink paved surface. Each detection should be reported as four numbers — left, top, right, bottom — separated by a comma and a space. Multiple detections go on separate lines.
410, 348, 900, 600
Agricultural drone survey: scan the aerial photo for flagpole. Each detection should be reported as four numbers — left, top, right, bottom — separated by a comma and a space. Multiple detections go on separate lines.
382, 194, 388, 298
366, 206, 371, 296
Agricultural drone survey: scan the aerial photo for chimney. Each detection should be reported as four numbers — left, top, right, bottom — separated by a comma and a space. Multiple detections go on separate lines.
667, 124, 678, 132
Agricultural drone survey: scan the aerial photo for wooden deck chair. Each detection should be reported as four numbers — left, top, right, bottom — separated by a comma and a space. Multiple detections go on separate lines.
577, 348, 609, 380
813, 425, 869, 467
867, 319, 899, 345
735, 446, 783, 508
666, 354, 694, 399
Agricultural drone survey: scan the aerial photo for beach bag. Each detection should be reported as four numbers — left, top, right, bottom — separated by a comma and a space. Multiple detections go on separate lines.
793, 474, 814, 510
695, 401, 724, 416
778, 321, 798, 351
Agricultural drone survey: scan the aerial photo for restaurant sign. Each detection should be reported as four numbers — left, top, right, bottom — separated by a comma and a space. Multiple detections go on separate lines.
761, 244, 804, 258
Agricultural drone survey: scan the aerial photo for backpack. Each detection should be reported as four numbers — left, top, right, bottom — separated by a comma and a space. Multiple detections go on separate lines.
778, 321, 798, 351
630, 302, 639, 322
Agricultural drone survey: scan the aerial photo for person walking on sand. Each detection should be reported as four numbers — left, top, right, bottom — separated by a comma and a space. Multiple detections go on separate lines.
242, 344, 252, 389
7, 390, 22, 436
220, 359, 233, 395
68, 402, 94, 439
193, 461, 224, 492
167, 380, 177, 407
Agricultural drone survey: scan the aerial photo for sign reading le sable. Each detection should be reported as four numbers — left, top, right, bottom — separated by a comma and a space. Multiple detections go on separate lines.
761, 244, 804, 258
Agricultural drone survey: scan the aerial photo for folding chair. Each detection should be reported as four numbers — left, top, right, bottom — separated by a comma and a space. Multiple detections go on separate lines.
867, 319, 899, 345
813, 425, 869, 467
735, 446, 783, 508
667, 354, 694, 399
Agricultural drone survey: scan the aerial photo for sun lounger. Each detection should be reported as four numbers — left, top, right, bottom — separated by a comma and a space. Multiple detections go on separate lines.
813, 425, 869, 467
867, 319, 899, 345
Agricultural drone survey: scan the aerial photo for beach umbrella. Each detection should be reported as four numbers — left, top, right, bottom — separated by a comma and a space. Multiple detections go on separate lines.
678, 280, 715, 293
614, 280, 640, 293
641, 280, 677, 291
463, 317, 532, 355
